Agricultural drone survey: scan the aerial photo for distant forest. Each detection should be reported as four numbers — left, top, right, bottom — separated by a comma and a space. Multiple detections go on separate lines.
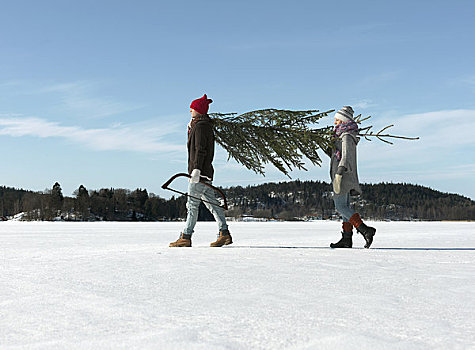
1, 181, 474, 221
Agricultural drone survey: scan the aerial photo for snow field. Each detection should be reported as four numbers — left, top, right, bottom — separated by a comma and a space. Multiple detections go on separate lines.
1, 221, 474, 349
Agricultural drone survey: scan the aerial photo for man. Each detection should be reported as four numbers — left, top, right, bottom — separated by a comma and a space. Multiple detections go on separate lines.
169, 94, 232, 247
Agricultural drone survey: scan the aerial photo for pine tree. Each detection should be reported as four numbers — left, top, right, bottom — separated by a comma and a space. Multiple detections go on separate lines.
75, 185, 90, 220
211, 109, 418, 177
50, 182, 64, 217
212, 109, 334, 177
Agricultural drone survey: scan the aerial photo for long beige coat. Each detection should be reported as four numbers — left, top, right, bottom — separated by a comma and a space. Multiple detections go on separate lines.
330, 132, 362, 196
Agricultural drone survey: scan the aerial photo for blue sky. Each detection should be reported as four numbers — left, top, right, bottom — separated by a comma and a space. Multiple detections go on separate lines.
1, 0, 474, 200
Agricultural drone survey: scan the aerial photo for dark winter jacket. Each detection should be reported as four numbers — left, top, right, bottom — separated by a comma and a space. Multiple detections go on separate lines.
188, 116, 215, 180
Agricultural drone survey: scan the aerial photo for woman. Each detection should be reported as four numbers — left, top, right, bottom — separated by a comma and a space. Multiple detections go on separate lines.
328, 106, 376, 248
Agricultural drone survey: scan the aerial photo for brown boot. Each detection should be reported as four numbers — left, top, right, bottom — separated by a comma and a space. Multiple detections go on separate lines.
169, 233, 192, 247
210, 230, 233, 247
349, 213, 376, 248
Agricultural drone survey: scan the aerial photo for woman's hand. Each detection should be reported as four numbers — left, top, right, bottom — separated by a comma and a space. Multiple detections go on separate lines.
333, 167, 346, 194
333, 174, 342, 194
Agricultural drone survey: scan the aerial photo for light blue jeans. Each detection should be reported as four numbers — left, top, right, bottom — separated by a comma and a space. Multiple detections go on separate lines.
183, 181, 228, 236
333, 192, 355, 222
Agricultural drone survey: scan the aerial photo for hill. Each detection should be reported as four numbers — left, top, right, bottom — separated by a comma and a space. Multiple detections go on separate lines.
1, 181, 474, 221
224, 181, 475, 220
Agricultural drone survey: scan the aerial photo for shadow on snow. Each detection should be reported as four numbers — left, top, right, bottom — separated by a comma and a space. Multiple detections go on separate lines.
222, 246, 475, 251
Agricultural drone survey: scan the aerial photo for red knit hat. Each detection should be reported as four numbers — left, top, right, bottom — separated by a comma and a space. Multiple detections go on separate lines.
190, 94, 213, 115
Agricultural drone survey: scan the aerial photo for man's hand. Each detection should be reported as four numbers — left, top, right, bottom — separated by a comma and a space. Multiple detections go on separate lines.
190, 169, 201, 183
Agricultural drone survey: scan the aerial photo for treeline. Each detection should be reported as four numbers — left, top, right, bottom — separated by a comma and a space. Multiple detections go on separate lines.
1, 181, 474, 221
0, 183, 186, 221
225, 181, 475, 221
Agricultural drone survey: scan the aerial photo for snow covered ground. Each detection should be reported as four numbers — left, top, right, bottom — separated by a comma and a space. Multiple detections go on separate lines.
1, 221, 474, 350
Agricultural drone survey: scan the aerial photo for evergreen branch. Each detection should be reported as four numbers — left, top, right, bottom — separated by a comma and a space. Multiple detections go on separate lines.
358, 124, 419, 142
377, 136, 393, 145
212, 109, 333, 177
378, 124, 394, 134
212, 108, 419, 177
353, 116, 419, 143
355, 114, 372, 123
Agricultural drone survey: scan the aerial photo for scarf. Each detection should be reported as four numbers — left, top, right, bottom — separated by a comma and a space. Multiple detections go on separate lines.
187, 114, 211, 136
333, 120, 359, 161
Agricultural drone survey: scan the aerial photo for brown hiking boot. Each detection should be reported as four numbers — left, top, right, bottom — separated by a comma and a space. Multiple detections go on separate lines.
210, 230, 233, 247
169, 233, 192, 247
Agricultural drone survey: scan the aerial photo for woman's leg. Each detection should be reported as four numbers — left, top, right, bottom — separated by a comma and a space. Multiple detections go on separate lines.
330, 193, 354, 248
332, 193, 355, 222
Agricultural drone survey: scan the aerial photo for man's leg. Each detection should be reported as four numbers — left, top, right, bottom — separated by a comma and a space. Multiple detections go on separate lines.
169, 182, 206, 247
202, 185, 228, 233
183, 182, 207, 236
202, 185, 232, 247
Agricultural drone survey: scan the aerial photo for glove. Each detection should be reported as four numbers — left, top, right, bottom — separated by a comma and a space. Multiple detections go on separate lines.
190, 169, 201, 183
333, 174, 342, 194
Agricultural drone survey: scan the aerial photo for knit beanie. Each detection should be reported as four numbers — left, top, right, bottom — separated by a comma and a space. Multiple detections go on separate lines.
190, 94, 213, 115
335, 106, 354, 122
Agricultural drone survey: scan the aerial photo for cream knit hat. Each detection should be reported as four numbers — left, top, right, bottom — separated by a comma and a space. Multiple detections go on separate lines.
335, 106, 354, 122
